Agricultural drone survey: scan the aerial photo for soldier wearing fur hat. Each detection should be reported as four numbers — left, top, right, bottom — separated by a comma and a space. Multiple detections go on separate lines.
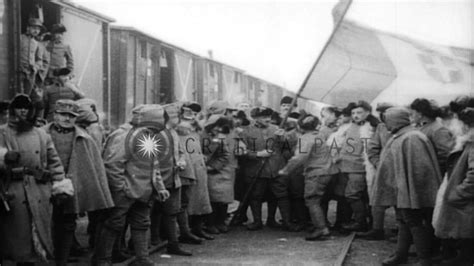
43, 68, 84, 122
93, 104, 170, 266
0, 94, 72, 265
150, 103, 192, 256
239, 107, 297, 231
42, 100, 113, 265
46, 24, 74, 81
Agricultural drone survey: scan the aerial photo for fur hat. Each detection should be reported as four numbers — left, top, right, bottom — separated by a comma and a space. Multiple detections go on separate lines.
10, 94, 33, 110
253, 107, 274, 117
298, 115, 320, 131
280, 96, 296, 106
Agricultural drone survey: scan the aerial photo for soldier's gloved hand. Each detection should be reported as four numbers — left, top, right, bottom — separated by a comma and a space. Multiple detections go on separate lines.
4, 151, 21, 165
177, 160, 186, 170
156, 189, 170, 202
278, 169, 288, 176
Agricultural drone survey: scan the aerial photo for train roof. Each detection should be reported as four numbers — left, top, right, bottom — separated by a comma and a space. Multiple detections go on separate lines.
51, 0, 115, 22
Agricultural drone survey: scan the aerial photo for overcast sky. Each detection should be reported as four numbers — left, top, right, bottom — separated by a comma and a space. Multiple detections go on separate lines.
76, 0, 473, 92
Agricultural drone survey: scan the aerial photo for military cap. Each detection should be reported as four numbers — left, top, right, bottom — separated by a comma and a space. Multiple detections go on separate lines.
28, 18, 45, 31
51, 23, 67, 34
55, 99, 79, 116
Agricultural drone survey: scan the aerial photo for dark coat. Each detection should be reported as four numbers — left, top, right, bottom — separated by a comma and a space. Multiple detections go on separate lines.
0, 124, 65, 261
240, 123, 287, 179
367, 123, 392, 168
419, 120, 455, 174
44, 124, 114, 213
433, 135, 474, 239
203, 131, 234, 204
371, 126, 442, 208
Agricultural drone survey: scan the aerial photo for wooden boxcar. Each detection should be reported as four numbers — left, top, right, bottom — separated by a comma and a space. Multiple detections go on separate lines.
0, 0, 113, 124
110, 26, 201, 127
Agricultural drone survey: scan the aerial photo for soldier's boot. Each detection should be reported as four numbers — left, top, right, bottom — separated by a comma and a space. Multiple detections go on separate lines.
306, 200, 330, 241
165, 214, 192, 256
91, 226, 118, 266
54, 229, 75, 266
206, 203, 221, 234
342, 200, 368, 232
177, 210, 203, 245
265, 200, 279, 228
293, 199, 308, 230
247, 200, 263, 231
277, 198, 299, 232
129, 229, 155, 266
382, 222, 411, 265
191, 215, 215, 240
150, 209, 162, 246
409, 225, 432, 266
215, 203, 229, 233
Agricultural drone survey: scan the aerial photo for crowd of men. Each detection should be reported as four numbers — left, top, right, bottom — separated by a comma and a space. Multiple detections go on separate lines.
0, 16, 472, 266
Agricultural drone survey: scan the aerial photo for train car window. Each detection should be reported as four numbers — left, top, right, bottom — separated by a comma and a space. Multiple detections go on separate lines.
160, 51, 168, 67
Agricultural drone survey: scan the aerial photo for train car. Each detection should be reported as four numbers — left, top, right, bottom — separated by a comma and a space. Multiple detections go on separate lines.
0, 0, 113, 123
221, 63, 246, 108
110, 26, 201, 127
195, 58, 222, 107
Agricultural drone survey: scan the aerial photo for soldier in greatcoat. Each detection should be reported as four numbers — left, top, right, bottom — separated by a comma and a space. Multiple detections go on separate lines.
433, 106, 474, 266
93, 104, 169, 266
202, 114, 234, 234
150, 103, 192, 256
410, 98, 455, 175
177, 103, 214, 240
43, 99, 114, 265
374, 107, 441, 266
0, 94, 73, 265
358, 102, 394, 240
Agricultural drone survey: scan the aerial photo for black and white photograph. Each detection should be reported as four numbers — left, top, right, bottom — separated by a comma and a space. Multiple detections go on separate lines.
0, 0, 472, 265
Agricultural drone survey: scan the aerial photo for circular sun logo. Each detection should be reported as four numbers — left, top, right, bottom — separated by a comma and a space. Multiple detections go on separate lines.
137, 133, 162, 158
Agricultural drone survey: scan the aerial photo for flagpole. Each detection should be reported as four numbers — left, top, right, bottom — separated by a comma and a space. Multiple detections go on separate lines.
279, 0, 353, 128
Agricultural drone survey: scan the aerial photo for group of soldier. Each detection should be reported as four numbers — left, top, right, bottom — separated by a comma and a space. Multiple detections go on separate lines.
0, 14, 472, 266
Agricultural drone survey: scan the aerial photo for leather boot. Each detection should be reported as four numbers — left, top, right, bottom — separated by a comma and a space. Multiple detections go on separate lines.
129, 229, 155, 266
55, 229, 75, 266
247, 200, 263, 231
191, 215, 214, 240
206, 203, 221, 234
277, 198, 299, 232
409, 225, 432, 265
305, 227, 330, 241
356, 229, 385, 240
177, 210, 203, 244
382, 222, 411, 265
342, 200, 368, 232
215, 203, 229, 233
150, 205, 162, 246
91, 226, 118, 266
167, 241, 192, 256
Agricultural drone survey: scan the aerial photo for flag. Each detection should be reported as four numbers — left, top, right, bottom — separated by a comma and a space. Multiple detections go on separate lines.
300, 19, 474, 107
